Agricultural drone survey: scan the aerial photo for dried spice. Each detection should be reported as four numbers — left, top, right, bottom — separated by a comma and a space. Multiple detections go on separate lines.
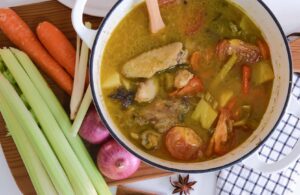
170, 174, 197, 195
109, 87, 134, 109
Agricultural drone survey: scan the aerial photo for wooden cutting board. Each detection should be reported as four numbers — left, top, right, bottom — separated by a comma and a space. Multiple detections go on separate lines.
0, 1, 172, 195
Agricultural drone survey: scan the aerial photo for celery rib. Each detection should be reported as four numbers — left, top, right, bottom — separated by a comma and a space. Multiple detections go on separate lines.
0, 96, 58, 195
0, 73, 73, 195
9, 48, 111, 195
0, 48, 96, 195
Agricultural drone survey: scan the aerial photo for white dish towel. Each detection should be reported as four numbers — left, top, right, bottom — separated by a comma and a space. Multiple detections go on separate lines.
217, 74, 300, 195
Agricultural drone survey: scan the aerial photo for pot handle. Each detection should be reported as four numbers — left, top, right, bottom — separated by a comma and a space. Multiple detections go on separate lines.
71, 0, 98, 49
243, 95, 300, 173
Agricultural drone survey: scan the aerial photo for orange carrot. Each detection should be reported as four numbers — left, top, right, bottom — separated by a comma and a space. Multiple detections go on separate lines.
37, 21, 75, 77
185, 10, 203, 36
242, 65, 251, 95
0, 8, 73, 95
226, 97, 237, 112
257, 40, 270, 60
190, 51, 201, 70
170, 76, 204, 97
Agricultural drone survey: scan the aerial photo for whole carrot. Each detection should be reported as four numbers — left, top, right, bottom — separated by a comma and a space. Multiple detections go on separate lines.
0, 8, 73, 95
37, 21, 75, 77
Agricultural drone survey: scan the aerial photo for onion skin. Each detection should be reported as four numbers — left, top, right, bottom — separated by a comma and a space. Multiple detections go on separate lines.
97, 139, 141, 180
79, 106, 110, 144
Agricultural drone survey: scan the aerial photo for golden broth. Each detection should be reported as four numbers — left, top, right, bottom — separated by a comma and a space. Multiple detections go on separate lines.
101, 0, 273, 162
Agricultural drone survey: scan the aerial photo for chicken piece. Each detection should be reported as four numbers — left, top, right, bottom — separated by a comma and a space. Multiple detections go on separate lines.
174, 69, 193, 89
135, 78, 158, 103
207, 109, 232, 156
216, 39, 261, 64
122, 42, 188, 78
134, 99, 189, 133
165, 126, 204, 160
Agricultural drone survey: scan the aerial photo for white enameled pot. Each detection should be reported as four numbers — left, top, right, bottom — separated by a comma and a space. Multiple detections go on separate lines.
72, 0, 299, 173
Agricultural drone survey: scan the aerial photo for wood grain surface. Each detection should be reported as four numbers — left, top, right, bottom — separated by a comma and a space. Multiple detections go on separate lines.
0, 1, 172, 195
291, 38, 300, 73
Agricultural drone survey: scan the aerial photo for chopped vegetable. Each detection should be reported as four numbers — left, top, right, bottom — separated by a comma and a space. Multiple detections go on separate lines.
0, 73, 73, 194
0, 48, 97, 195
242, 65, 251, 95
0, 9, 73, 94
70, 22, 91, 119
110, 87, 135, 108
191, 98, 218, 129
174, 69, 193, 89
257, 39, 270, 60
165, 127, 204, 160
251, 60, 274, 85
225, 96, 237, 112
240, 16, 257, 34
97, 140, 141, 180
234, 105, 251, 127
130, 132, 140, 140
0, 59, 4, 72
79, 106, 110, 144
135, 78, 158, 103
170, 76, 204, 96
210, 54, 237, 90
145, 0, 165, 33
190, 51, 201, 70
0, 96, 57, 195
185, 10, 203, 36
102, 72, 121, 89
141, 130, 161, 150
207, 109, 232, 156
36, 21, 76, 77
219, 90, 234, 108
121, 77, 132, 90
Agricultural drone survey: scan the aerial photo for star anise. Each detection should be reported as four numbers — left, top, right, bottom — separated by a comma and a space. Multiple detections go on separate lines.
169, 174, 197, 195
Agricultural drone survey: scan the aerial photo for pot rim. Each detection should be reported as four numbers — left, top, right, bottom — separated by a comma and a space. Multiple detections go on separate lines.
89, 0, 293, 173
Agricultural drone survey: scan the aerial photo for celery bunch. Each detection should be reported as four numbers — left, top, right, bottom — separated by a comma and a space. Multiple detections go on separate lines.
0, 48, 111, 195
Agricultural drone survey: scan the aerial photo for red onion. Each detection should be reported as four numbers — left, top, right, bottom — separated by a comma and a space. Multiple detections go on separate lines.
79, 106, 110, 144
97, 139, 141, 180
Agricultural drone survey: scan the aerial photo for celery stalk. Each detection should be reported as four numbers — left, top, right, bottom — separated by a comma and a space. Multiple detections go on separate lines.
0, 73, 73, 194
0, 48, 97, 195
70, 85, 93, 136
0, 96, 57, 195
210, 54, 238, 90
10, 48, 111, 195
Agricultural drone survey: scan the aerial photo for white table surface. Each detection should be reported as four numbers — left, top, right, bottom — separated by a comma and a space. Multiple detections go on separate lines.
0, 0, 300, 195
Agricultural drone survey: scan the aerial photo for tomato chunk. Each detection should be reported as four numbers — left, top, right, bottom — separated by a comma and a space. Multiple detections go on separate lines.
165, 126, 204, 160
